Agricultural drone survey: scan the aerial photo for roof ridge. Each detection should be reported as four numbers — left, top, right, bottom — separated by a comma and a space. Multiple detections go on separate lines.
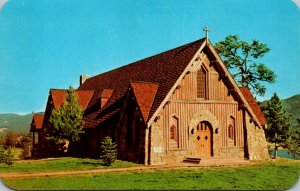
78, 38, 206, 128
50, 88, 67, 91
86, 38, 205, 81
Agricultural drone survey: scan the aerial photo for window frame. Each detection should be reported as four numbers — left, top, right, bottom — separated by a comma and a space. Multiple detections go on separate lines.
196, 65, 209, 99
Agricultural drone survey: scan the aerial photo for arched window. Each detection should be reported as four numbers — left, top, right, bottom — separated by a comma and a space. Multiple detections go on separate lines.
170, 125, 176, 140
169, 115, 179, 148
197, 67, 207, 99
228, 116, 236, 146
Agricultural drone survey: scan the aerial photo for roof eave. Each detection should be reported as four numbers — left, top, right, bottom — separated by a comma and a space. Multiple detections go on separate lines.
147, 39, 207, 127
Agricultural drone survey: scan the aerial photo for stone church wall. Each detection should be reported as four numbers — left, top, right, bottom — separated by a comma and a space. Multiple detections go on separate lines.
149, 112, 167, 165
245, 112, 269, 160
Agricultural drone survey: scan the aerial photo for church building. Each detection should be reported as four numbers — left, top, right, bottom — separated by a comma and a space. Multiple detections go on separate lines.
31, 37, 269, 165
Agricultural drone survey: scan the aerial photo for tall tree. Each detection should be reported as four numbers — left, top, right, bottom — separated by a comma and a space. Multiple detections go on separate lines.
263, 93, 291, 158
215, 35, 276, 96
48, 86, 84, 145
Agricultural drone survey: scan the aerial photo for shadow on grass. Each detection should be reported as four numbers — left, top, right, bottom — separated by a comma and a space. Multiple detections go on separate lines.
77, 161, 102, 167
77, 160, 114, 167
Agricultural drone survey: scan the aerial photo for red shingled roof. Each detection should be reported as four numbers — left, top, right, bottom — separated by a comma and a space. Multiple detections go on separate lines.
78, 38, 206, 128
239, 87, 267, 125
131, 82, 159, 122
50, 89, 94, 110
101, 89, 113, 98
31, 114, 44, 130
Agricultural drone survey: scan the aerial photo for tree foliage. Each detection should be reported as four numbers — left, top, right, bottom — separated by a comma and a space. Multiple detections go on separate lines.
48, 86, 84, 143
4, 130, 16, 148
215, 35, 276, 96
100, 136, 118, 166
263, 93, 291, 158
5, 147, 14, 166
0, 145, 5, 164
285, 119, 300, 158
0, 145, 14, 166
19, 133, 32, 159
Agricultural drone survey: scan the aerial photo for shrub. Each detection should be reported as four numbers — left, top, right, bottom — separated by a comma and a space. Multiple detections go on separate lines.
0, 145, 14, 166
0, 145, 5, 163
100, 136, 118, 166
5, 147, 14, 166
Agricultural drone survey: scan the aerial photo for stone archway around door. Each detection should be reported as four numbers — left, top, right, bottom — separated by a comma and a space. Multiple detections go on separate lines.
188, 110, 220, 157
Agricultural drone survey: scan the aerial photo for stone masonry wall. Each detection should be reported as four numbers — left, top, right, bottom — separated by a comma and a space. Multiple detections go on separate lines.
149, 112, 167, 165
245, 112, 269, 160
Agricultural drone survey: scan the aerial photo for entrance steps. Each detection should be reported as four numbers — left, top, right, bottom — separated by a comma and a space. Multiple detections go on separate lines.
181, 157, 251, 166
182, 157, 201, 164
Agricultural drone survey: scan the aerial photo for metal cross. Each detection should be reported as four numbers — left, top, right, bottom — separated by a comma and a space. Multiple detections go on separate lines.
203, 26, 210, 40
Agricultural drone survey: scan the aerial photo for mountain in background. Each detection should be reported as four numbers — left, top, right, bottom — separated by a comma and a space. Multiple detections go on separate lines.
0, 94, 299, 134
0, 113, 33, 134
261, 94, 300, 128
281, 94, 300, 127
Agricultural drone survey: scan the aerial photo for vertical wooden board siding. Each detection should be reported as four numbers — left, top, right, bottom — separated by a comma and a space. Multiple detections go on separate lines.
170, 67, 236, 102
162, 102, 243, 151
164, 50, 245, 151
170, 71, 196, 100
237, 109, 244, 146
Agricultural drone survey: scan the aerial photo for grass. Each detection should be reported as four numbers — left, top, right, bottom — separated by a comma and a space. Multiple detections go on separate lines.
1, 158, 300, 190
0, 157, 139, 173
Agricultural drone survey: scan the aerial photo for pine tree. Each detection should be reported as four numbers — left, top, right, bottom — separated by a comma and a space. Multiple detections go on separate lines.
100, 136, 118, 166
48, 86, 85, 154
0, 145, 5, 164
285, 119, 300, 158
5, 147, 14, 166
263, 93, 291, 158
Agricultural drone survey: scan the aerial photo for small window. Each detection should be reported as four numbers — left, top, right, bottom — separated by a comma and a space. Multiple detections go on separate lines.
170, 125, 176, 140
228, 116, 236, 146
169, 115, 179, 148
197, 67, 207, 99
228, 125, 234, 140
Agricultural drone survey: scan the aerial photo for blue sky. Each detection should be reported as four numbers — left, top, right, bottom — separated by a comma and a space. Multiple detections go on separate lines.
0, 0, 299, 114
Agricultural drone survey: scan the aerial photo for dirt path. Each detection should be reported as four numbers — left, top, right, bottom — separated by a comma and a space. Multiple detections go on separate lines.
0, 159, 256, 179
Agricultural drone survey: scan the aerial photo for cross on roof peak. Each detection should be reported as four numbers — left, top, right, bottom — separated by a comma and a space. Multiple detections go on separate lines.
203, 26, 210, 41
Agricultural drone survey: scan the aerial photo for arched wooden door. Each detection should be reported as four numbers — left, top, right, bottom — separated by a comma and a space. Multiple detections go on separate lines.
195, 121, 213, 157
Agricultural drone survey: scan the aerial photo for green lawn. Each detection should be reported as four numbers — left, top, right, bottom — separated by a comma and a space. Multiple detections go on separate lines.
2, 159, 300, 190
0, 157, 139, 173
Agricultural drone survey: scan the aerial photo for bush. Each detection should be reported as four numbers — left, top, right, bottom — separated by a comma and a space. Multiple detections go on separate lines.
100, 136, 118, 166
0, 145, 5, 163
6, 147, 14, 166
0, 145, 14, 166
